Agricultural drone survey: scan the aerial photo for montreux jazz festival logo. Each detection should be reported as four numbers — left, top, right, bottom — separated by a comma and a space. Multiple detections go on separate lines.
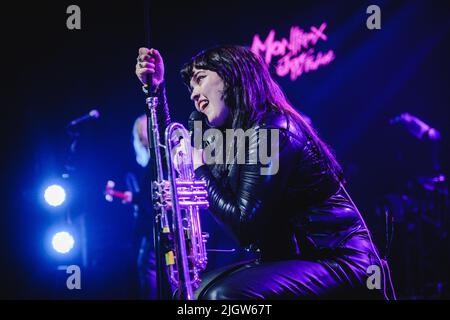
251, 22, 334, 81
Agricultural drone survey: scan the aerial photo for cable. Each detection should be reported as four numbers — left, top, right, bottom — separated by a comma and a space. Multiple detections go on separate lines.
340, 183, 396, 300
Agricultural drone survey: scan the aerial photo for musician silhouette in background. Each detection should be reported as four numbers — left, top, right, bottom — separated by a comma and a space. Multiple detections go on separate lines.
129, 114, 157, 299
104, 114, 157, 299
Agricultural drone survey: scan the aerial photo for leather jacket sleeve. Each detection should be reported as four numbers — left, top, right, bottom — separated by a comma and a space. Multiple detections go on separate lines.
154, 81, 171, 140
194, 125, 299, 247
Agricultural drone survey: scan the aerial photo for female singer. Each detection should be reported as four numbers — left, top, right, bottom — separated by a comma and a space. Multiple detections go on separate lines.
135, 45, 394, 299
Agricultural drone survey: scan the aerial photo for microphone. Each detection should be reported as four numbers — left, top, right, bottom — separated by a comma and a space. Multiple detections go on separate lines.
188, 110, 206, 149
188, 110, 205, 134
68, 109, 100, 127
389, 112, 440, 141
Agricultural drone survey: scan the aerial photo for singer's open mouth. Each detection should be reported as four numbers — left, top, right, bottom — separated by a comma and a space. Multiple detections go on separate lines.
199, 100, 209, 111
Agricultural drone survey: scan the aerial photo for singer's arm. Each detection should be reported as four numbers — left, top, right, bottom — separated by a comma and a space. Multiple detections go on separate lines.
154, 81, 171, 140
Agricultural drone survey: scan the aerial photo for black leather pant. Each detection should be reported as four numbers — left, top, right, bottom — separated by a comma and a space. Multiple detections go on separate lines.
196, 232, 393, 300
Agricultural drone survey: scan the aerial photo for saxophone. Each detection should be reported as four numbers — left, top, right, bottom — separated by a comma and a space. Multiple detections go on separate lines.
146, 95, 209, 300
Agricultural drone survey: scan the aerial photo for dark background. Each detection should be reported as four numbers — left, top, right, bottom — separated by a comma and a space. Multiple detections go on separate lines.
2, 0, 449, 299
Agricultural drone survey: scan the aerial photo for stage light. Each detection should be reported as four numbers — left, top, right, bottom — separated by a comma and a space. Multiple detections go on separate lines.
51, 231, 75, 254
44, 185, 66, 207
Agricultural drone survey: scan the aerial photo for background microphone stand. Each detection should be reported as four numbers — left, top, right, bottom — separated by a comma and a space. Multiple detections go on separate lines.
378, 114, 449, 298
57, 115, 92, 271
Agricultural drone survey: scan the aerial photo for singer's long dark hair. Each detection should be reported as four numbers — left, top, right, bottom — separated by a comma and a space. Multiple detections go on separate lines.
180, 45, 343, 183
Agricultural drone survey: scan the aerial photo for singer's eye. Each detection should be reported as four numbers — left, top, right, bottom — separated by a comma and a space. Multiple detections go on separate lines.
197, 75, 206, 83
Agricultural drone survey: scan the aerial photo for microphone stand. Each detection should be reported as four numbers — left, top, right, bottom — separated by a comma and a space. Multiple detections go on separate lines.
144, 79, 167, 300
63, 124, 88, 269
143, 0, 172, 298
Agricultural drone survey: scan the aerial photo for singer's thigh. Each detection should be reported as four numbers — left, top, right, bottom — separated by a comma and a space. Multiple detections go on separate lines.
197, 259, 360, 300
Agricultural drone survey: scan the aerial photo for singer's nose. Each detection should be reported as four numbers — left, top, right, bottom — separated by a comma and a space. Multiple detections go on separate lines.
191, 93, 199, 103
190, 87, 200, 103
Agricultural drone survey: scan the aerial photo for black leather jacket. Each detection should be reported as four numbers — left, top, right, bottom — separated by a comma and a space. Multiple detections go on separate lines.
193, 110, 371, 261
155, 84, 373, 262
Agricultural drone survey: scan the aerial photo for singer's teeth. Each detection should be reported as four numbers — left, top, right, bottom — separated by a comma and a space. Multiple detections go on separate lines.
200, 101, 209, 110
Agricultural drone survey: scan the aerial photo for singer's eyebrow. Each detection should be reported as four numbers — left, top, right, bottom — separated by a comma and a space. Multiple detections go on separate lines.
192, 70, 206, 85
192, 71, 200, 83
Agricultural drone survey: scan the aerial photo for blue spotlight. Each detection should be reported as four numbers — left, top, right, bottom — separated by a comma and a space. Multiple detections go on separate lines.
51, 231, 75, 254
44, 185, 66, 207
